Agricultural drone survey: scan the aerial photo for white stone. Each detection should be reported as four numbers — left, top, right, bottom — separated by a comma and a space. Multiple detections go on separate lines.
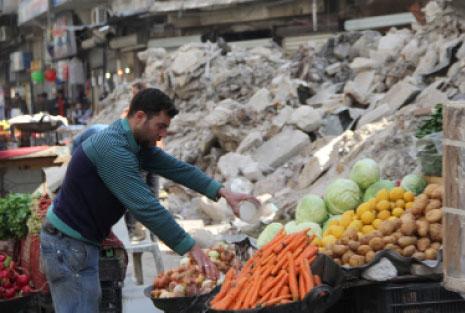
349, 57, 377, 73
240, 161, 263, 182
247, 88, 272, 112
253, 129, 310, 170
236, 131, 263, 154
325, 62, 343, 75
289, 106, 322, 132
217, 152, 254, 179
344, 70, 377, 106
227, 177, 254, 194
272, 106, 293, 129
171, 49, 204, 75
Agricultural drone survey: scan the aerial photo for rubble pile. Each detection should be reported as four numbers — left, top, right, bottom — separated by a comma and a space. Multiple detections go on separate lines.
91, 0, 463, 228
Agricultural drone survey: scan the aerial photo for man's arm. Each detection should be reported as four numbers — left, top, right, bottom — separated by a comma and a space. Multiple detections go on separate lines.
140, 147, 223, 200
84, 142, 195, 255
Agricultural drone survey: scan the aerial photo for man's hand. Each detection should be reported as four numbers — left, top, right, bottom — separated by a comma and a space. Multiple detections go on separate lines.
189, 244, 219, 280
218, 188, 261, 217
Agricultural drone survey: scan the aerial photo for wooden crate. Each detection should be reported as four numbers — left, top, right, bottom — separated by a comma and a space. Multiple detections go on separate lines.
443, 101, 465, 293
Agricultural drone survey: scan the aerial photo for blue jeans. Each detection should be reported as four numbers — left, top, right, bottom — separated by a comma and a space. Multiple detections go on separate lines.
40, 230, 101, 313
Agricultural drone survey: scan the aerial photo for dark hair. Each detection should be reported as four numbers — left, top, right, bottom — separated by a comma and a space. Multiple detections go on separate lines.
127, 88, 178, 118
132, 81, 146, 91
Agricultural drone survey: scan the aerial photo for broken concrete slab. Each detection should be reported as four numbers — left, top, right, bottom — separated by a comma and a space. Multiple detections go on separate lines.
247, 88, 272, 112
171, 48, 204, 75
236, 131, 263, 154
349, 57, 377, 72
344, 70, 377, 106
240, 161, 263, 182
297, 133, 348, 189
306, 83, 343, 107
227, 177, 254, 194
253, 129, 310, 170
289, 106, 322, 133
358, 79, 421, 126
325, 62, 343, 76
217, 152, 253, 179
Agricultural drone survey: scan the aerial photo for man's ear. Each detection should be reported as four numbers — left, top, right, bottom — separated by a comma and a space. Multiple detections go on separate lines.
134, 111, 147, 122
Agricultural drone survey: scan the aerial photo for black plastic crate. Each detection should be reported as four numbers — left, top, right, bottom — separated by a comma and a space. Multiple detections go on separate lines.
354, 282, 465, 313
100, 281, 122, 313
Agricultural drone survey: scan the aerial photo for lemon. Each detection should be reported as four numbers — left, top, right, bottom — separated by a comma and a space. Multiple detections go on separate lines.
404, 191, 415, 202
377, 210, 391, 220
322, 235, 337, 247
356, 202, 372, 217
372, 218, 383, 229
348, 220, 363, 231
389, 187, 405, 201
360, 210, 375, 225
395, 199, 405, 209
392, 207, 404, 217
339, 214, 352, 228
361, 225, 376, 235
405, 202, 414, 209
368, 198, 377, 210
376, 200, 391, 211
328, 225, 345, 239
376, 189, 389, 202
390, 202, 396, 210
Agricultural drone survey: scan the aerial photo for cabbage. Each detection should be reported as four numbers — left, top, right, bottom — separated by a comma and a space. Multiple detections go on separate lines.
349, 158, 380, 190
284, 221, 322, 238
295, 195, 328, 225
401, 174, 427, 195
256, 223, 283, 248
324, 179, 361, 215
363, 180, 395, 202
322, 215, 341, 233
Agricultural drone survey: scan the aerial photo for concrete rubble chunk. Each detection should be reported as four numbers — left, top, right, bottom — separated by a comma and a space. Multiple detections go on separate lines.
218, 152, 254, 179
240, 161, 263, 182
344, 70, 377, 106
171, 48, 204, 75
358, 80, 421, 127
325, 62, 343, 76
272, 106, 293, 129
298, 134, 347, 189
227, 177, 254, 195
247, 88, 272, 112
306, 83, 342, 107
192, 197, 234, 223
237, 131, 263, 154
253, 129, 310, 170
289, 106, 322, 133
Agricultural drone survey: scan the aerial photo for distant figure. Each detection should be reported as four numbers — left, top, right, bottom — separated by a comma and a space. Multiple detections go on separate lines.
53, 90, 69, 117
35, 92, 49, 113
11, 93, 28, 116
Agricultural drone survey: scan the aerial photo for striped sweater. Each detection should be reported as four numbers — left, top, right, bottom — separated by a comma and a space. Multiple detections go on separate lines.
47, 118, 222, 255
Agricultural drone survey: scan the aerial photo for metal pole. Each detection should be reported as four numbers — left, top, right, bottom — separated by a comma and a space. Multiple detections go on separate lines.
313, 0, 318, 32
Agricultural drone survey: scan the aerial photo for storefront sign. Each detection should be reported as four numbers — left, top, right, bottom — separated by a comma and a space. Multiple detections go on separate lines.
52, 12, 77, 60
10, 52, 32, 72
18, 0, 48, 25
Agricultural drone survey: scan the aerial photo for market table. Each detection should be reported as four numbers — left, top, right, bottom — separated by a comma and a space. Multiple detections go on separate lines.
0, 146, 65, 196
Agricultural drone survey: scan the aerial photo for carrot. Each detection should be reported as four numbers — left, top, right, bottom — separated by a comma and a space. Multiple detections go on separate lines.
299, 272, 306, 300
248, 270, 266, 308
260, 253, 276, 266
279, 285, 290, 297
270, 271, 289, 299
295, 245, 318, 266
313, 274, 322, 286
264, 294, 292, 306
211, 268, 236, 305
211, 276, 248, 310
243, 270, 261, 309
303, 258, 314, 292
271, 253, 288, 275
232, 284, 250, 310
287, 253, 299, 301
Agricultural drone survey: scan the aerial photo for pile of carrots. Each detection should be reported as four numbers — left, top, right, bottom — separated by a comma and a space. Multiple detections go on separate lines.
210, 229, 321, 310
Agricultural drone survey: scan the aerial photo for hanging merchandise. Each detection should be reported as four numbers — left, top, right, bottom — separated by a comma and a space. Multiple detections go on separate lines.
57, 60, 69, 81
69, 57, 85, 85
31, 70, 44, 84
44, 68, 57, 82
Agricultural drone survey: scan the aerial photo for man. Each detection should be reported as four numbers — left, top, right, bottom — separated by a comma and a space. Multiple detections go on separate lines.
53, 89, 69, 117
40, 88, 259, 313
35, 92, 49, 113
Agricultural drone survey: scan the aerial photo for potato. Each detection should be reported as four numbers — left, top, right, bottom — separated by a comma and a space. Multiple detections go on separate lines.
332, 244, 349, 257
348, 240, 360, 252
425, 199, 442, 212
402, 245, 416, 257
400, 220, 417, 236
357, 245, 371, 256
379, 220, 396, 236
416, 238, 431, 252
349, 255, 366, 267
401, 213, 415, 223
411, 200, 427, 215
429, 223, 442, 242
342, 250, 355, 264
431, 242, 441, 250
430, 186, 444, 200
343, 228, 359, 241
398, 236, 417, 248
424, 184, 440, 197
333, 258, 342, 265
412, 252, 426, 261
383, 235, 396, 245
416, 220, 429, 237
385, 243, 397, 250
365, 250, 376, 263
425, 248, 438, 260
392, 231, 402, 241
369, 237, 385, 251
417, 194, 429, 202
425, 209, 442, 223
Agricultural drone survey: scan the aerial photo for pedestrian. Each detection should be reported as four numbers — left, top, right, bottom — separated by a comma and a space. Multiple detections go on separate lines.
40, 88, 259, 313
11, 93, 27, 116
53, 89, 69, 117
35, 92, 49, 113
